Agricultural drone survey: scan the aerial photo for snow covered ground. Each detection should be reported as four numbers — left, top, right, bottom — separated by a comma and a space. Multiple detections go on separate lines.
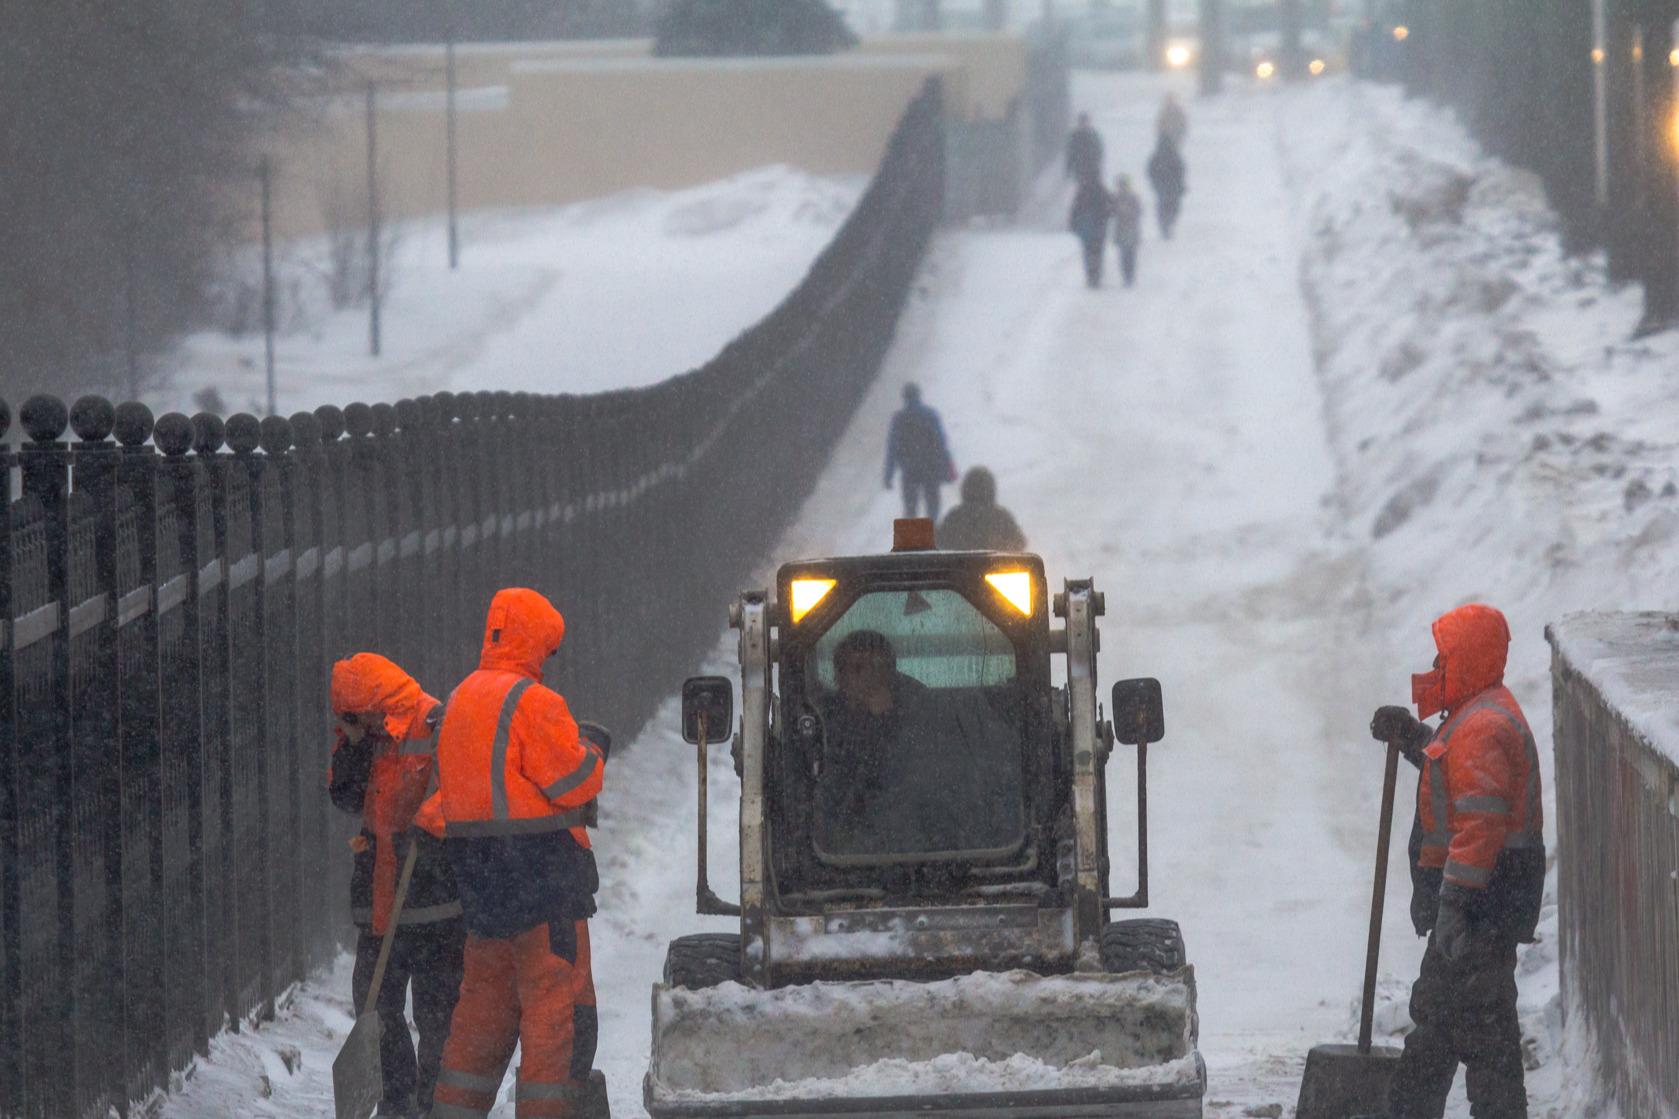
160, 69, 1679, 1119
158, 166, 863, 418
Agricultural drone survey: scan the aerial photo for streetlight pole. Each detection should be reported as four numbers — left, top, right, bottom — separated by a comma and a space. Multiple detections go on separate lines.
446, 35, 460, 270
260, 157, 277, 414
365, 81, 381, 358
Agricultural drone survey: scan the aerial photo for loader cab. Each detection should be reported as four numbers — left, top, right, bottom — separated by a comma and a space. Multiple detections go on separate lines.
769, 553, 1060, 907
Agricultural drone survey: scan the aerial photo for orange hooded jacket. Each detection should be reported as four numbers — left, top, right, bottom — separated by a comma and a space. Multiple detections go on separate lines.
1412, 604, 1544, 892
329, 653, 459, 933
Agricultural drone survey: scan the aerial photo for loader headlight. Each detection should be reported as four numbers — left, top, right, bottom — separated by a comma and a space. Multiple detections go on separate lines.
1309, 58, 1326, 76
788, 578, 837, 624
1256, 60, 1276, 79
1165, 43, 1193, 69
985, 570, 1033, 616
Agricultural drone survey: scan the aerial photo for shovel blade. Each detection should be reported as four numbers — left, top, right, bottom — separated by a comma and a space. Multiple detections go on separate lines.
1295, 1042, 1402, 1119
333, 1012, 385, 1119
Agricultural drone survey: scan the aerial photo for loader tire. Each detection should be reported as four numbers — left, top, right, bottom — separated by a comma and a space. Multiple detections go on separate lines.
1100, 918, 1186, 975
663, 933, 743, 989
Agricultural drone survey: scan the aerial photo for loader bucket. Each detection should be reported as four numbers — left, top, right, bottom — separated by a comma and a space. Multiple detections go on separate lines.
644, 968, 1206, 1118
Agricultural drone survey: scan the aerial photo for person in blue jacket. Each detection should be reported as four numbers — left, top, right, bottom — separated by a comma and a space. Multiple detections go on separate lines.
884, 383, 955, 521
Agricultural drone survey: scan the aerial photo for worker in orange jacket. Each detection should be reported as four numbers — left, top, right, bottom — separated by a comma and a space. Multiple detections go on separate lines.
1366, 604, 1545, 1119
419, 588, 608, 1119
329, 653, 464, 1118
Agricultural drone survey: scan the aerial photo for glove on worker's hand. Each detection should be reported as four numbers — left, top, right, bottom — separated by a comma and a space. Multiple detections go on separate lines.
1370, 705, 1428, 748
1433, 883, 1479, 963
577, 720, 612, 761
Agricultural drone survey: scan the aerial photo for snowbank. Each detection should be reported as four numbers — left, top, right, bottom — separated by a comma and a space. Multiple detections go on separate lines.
647, 970, 1200, 1100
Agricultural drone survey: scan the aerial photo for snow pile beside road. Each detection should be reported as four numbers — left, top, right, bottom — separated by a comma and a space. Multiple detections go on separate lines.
1279, 78, 1679, 1114
163, 165, 863, 417
648, 969, 1199, 1101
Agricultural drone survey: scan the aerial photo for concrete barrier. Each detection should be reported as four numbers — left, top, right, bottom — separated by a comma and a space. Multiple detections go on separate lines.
1546, 612, 1679, 1119
253, 35, 1029, 241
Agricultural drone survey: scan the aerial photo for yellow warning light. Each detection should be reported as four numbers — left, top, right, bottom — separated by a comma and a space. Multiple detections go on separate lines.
1392, 25, 1409, 42
1309, 58, 1327, 76
1592, 47, 1605, 64
1165, 43, 1193, 68
788, 578, 836, 624
1670, 47, 1678, 67
1256, 60, 1276, 79
985, 571, 1033, 616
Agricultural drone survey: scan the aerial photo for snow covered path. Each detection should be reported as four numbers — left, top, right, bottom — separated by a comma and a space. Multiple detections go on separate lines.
163, 72, 1583, 1119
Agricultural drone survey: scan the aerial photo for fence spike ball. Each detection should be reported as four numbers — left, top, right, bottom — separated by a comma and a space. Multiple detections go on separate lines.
371, 402, 396, 437
225, 413, 262, 455
191, 413, 225, 455
433, 390, 458, 420
494, 389, 513, 417
113, 402, 155, 448
288, 412, 321, 448
70, 394, 116, 443
20, 394, 69, 444
395, 398, 420, 431
259, 415, 292, 455
417, 394, 442, 427
343, 402, 374, 438
153, 413, 194, 457
475, 390, 496, 419
314, 404, 346, 441
457, 392, 480, 421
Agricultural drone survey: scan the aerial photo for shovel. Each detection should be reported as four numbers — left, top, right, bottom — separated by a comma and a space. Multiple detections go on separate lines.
1294, 732, 1405, 1119
333, 837, 421, 1119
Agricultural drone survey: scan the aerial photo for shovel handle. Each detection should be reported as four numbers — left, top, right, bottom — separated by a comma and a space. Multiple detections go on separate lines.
1359, 741, 1402, 1053
363, 837, 422, 1018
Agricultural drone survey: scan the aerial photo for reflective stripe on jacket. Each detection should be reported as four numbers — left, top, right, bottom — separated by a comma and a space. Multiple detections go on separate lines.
1417, 684, 1544, 888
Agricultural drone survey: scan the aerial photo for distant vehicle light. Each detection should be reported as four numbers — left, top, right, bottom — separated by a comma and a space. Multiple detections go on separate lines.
788, 578, 836, 624
1392, 25, 1410, 42
1592, 47, 1606, 64
1256, 60, 1277, 79
1166, 43, 1193, 68
1670, 47, 1678, 67
985, 570, 1034, 616
1309, 58, 1327, 75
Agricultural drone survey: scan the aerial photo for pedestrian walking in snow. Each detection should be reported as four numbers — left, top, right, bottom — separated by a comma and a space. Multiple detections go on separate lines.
937, 467, 1026, 552
884, 383, 955, 521
417, 589, 610, 1119
1069, 177, 1115, 288
1111, 175, 1144, 288
1362, 604, 1544, 1119
1065, 111, 1105, 187
1146, 135, 1187, 240
1156, 93, 1189, 148
329, 653, 465, 1119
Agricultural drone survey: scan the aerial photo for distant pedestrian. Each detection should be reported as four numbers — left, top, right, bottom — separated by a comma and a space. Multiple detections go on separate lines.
1111, 174, 1144, 288
1069, 177, 1114, 288
884, 383, 955, 521
1147, 136, 1187, 240
1157, 93, 1189, 147
937, 467, 1027, 552
1065, 111, 1105, 186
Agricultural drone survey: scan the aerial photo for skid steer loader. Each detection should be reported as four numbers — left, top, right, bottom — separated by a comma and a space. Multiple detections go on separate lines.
645, 520, 1206, 1118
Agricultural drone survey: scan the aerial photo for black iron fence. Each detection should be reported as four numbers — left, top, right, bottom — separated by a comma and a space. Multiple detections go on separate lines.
0, 80, 944, 1119
1359, 0, 1679, 332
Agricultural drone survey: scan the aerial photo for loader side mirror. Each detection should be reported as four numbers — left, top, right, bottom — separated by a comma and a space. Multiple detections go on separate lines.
681, 677, 733, 745
1111, 678, 1164, 746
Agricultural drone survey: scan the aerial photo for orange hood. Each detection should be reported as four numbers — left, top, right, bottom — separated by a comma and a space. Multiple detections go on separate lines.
331, 653, 435, 741
1414, 603, 1510, 718
479, 587, 566, 678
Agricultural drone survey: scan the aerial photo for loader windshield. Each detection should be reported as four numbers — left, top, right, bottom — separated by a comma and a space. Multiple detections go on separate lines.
804, 589, 1027, 863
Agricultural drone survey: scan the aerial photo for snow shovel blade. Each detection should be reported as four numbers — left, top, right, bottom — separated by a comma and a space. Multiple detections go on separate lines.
332, 1011, 384, 1119
644, 968, 1206, 1118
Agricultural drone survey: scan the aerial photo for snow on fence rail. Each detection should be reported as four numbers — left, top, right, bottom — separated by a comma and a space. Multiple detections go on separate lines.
0, 80, 943, 1119
1547, 613, 1679, 1119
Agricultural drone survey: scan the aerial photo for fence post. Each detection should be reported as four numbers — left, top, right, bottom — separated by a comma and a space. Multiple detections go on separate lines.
313, 404, 355, 950
113, 401, 166, 1104
0, 398, 19, 1119
373, 403, 409, 674
154, 412, 210, 1065
17, 395, 74, 1119
260, 415, 301, 990
287, 411, 332, 967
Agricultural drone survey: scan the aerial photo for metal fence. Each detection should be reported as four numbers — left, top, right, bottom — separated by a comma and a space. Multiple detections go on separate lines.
1548, 616, 1679, 1118
0, 80, 944, 1119
1362, 0, 1679, 332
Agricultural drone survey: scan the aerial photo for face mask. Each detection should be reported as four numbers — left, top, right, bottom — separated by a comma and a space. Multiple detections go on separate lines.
1412, 666, 1447, 720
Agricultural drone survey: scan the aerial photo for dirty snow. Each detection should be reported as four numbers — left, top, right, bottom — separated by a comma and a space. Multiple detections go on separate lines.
159, 165, 863, 417
158, 69, 1679, 1119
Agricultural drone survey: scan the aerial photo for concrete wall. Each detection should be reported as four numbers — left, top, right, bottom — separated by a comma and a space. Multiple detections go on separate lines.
1547, 612, 1679, 1119
253, 35, 1026, 241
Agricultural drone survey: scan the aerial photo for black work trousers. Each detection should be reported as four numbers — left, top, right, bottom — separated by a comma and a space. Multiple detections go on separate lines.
1388, 931, 1526, 1119
1079, 234, 1105, 287
351, 918, 467, 1116
900, 476, 942, 521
